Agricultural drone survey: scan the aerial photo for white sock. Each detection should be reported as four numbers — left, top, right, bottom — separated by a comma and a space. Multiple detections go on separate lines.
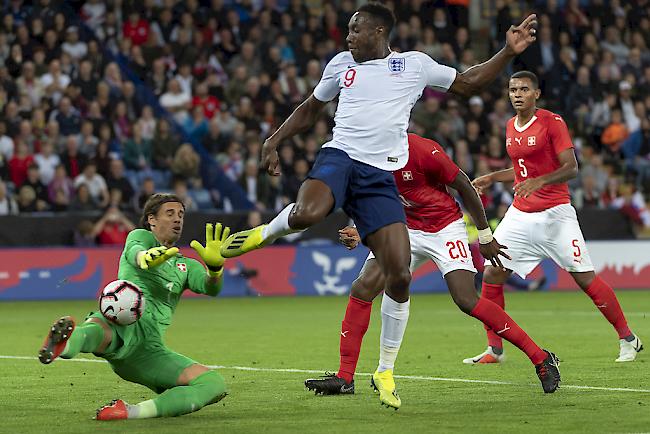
126, 399, 158, 419
261, 203, 303, 243
378, 293, 410, 373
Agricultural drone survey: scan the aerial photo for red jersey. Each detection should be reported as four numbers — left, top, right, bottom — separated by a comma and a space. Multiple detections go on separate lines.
505, 109, 574, 212
394, 134, 462, 233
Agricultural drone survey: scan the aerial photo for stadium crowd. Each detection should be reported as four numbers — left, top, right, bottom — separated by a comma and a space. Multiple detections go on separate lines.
1, 0, 650, 242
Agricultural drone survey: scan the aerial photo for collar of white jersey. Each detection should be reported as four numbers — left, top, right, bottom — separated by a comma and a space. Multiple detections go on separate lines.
354, 50, 396, 65
513, 114, 538, 132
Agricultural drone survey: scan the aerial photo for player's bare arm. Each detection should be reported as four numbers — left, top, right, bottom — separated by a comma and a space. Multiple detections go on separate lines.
513, 149, 578, 198
448, 172, 510, 269
472, 167, 515, 195
261, 95, 327, 175
448, 14, 537, 97
338, 226, 361, 250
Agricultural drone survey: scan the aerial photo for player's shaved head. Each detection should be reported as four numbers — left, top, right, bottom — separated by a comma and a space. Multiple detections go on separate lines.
511, 70, 539, 89
356, 3, 396, 36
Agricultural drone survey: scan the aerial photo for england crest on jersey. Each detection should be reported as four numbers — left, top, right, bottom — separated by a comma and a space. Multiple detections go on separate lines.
388, 57, 405, 73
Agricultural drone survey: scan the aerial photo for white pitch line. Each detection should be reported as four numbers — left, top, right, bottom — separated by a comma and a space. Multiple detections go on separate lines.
3, 355, 650, 394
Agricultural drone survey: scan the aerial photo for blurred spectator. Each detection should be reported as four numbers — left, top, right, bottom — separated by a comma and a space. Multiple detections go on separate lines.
282, 158, 309, 203
40, 59, 69, 105
171, 143, 201, 181
59, 135, 88, 179
172, 178, 198, 211
160, 79, 190, 123
94, 206, 136, 245
136, 177, 156, 211
61, 27, 87, 61
0, 180, 18, 215
139, 106, 157, 141
47, 164, 75, 211
34, 140, 60, 185
51, 96, 81, 136
17, 184, 42, 213
8, 140, 34, 187
105, 159, 135, 208
183, 106, 209, 143
73, 161, 109, 208
202, 117, 229, 155
22, 163, 49, 210
73, 219, 97, 246
152, 119, 179, 171
123, 122, 152, 171
69, 183, 98, 212
601, 109, 629, 154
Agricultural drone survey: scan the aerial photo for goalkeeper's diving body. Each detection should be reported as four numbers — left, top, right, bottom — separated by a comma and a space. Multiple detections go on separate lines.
38, 193, 231, 420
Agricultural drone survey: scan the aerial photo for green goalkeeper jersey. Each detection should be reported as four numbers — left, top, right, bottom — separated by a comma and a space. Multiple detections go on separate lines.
118, 229, 220, 335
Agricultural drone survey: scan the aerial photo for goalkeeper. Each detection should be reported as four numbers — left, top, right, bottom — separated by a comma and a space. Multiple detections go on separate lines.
38, 193, 230, 421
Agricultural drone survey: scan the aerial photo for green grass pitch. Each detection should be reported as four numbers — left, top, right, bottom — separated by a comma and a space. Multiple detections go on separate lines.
1, 291, 649, 433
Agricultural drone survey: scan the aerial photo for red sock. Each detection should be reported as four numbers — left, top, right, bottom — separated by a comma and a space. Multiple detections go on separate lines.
481, 282, 505, 349
471, 298, 547, 365
584, 276, 632, 339
337, 296, 372, 383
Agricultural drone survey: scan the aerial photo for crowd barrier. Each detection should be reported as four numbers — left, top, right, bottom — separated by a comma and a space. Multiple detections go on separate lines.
1, 240, 649, 300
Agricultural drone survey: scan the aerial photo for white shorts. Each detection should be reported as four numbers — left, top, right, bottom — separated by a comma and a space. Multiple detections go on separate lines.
489, 203, 594, 278
366, 218, 477, 276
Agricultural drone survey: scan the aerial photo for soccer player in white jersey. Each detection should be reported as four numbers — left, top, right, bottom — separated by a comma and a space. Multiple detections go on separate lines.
221, 3, 538, 399
466, 71, 643, 365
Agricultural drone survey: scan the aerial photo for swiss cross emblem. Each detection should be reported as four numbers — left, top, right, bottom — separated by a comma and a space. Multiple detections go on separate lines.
177, 263, 187, 272
506, 137, 512, 147
402, 171, 413, 181
528, 136, 536, 146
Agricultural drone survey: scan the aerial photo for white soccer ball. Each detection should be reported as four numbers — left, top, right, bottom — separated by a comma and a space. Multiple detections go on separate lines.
99, 280, 146, 326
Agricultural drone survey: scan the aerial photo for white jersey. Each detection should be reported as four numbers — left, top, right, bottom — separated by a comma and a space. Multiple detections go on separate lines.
313, 51, 456, 171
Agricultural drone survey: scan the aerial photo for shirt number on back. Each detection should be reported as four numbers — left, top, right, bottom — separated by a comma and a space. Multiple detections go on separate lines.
518, 158, 528, 177
343, 69, 356, 87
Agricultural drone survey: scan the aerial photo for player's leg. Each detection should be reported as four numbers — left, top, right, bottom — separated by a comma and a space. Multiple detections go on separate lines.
97, 349, 227, 420
549, 204, 642, 361
221, 148, 350, 258
571, 271, 643, 361
446, 270, 551, 366
39, 315, 113, 364
469, 207, 545, 362
365, 223, 411, 409
305, 258, 384, 394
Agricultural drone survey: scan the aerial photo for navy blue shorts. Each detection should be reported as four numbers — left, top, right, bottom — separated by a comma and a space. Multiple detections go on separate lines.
308, 147, 406, 242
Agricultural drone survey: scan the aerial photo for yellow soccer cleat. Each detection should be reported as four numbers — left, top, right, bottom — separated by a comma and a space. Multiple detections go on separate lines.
371, 369, 401, 410
220, 225, 268, 258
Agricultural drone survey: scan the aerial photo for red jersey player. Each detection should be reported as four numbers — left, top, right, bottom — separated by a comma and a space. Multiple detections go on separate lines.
467, 71, 643, 365
305, 133, 561, 409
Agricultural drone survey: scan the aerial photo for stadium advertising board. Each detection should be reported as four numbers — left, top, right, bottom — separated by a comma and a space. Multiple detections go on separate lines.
1, 241, 649, 300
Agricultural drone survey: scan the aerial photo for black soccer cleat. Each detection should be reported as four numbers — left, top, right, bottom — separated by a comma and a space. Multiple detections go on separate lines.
535, 350, 561, 393
305, 372, 355, 395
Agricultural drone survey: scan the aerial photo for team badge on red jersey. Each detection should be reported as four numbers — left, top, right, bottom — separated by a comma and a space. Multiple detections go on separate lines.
177, 263, 187, 272
402, 170, 413, 181
528, 136, 536, 146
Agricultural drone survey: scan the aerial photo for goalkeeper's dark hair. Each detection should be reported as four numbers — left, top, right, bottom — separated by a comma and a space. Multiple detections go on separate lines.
511, 70, 539, 89
140, 193, 185, 230
357, 2, 396, 36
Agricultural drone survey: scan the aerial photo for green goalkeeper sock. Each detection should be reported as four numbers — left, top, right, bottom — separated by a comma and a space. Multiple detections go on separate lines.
60, 322, 104, 359
128, 370, 227, 419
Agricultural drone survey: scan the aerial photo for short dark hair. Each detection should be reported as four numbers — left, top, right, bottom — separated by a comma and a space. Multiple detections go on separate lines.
357, 2, 396, 35
140, 193, 185, 230
510, 70, 539, 89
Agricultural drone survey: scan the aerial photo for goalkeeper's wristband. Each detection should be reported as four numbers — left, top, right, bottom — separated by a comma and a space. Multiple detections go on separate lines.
477, 227, 494, 244
206, 264, 224, 278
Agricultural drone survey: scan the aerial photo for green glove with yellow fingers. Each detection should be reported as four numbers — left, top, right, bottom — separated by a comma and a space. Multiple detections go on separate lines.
137, 246, 179, 270
191, 223, 230, 277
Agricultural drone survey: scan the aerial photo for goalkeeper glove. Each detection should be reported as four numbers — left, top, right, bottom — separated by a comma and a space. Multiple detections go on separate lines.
190, 222, 230, 277
138, 246, 179, 270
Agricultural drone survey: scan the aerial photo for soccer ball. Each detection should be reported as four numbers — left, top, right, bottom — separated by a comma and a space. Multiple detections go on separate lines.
99, 280, 146, 326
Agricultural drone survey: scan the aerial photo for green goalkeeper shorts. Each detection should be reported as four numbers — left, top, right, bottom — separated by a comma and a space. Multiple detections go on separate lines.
85, 312, 198, 393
